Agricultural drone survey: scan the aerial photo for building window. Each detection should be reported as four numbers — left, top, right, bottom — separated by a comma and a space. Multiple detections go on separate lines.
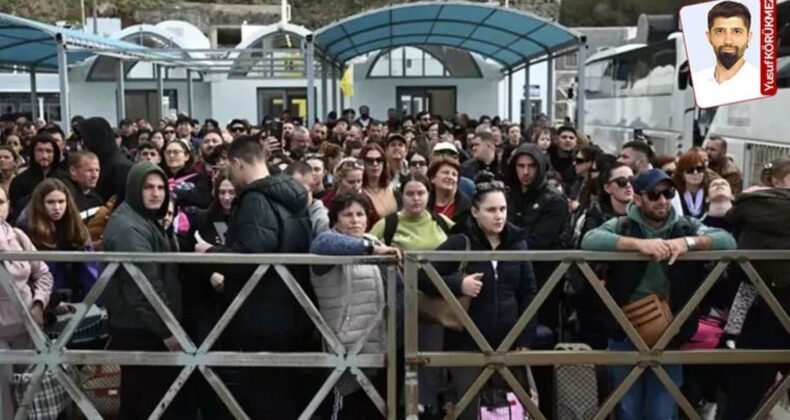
367, 46, 480, 78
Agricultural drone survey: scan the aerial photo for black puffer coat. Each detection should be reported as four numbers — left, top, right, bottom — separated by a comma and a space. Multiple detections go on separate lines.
8, 134, 67, 219
208, 174, 315, 350
421, 218, 538, 350
76, 117, 133, 203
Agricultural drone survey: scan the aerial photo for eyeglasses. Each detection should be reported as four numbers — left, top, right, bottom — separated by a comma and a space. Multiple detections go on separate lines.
608, 176, 633, 188
641, 188, 676, 201
684, 166, 706, 174
364, 157, 384, 165
164, 149, 185, 156
409, 160, 427, 168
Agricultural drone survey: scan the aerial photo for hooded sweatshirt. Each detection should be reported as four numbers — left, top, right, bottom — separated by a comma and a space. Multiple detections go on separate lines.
102, 162, 180, 338
76, 117, 133, 204
8, 134, 67, 219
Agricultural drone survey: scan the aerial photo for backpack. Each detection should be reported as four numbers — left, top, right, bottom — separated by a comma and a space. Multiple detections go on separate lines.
382, 212, 451, 247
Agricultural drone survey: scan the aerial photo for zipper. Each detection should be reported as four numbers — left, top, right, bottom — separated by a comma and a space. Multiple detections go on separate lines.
493, 260, 499, 327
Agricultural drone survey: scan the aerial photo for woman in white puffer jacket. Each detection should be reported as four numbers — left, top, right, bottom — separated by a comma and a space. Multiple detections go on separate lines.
0, 185, 53, 419
310, 191, 399, 419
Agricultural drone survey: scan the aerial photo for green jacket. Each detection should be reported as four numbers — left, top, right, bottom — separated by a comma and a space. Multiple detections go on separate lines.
103, 162, 181, 338
581, 204, 736, 301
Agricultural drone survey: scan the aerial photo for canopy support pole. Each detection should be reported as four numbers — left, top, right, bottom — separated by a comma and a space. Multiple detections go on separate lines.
186, 69, 194, 117
546, 54, 554, 124
321, 60, 328, 123
30, 67, 38, 121
56, 36, 70, 137
116, 59, 125, 126
331, 66, 338, 114
156, 64, 165, 121
507, 71, 513, 122
306, 35, 316, 126
522, 64, 531, 131
576, 40, 587, 131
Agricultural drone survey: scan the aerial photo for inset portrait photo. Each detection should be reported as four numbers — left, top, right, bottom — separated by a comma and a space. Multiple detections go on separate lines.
681, 0, 776, 108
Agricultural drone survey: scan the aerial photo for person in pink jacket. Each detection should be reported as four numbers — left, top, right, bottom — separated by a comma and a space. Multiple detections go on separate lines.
0, 185, 54, 419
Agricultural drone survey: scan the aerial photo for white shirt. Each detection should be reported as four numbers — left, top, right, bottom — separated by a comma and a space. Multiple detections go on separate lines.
692, 60, 762, 108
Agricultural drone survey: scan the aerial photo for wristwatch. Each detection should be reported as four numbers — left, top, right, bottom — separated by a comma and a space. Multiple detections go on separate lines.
362, 239, 374, 255
684, 236, 697, 251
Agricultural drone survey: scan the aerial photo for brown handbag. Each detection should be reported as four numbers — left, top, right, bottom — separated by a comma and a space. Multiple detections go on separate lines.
419, 235, 471, 332
621, 293, 673, 347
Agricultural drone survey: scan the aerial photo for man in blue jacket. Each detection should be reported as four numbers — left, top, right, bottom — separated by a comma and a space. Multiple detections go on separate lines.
582, 169, 735, 420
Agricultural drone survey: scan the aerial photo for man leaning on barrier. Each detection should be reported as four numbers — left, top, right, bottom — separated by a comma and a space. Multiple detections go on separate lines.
194, 134, 317, 419
102, 161, 190, 419
581, 168, 736, 420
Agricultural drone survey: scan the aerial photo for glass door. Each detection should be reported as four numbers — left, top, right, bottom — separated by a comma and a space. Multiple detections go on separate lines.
396, 86, 455, 119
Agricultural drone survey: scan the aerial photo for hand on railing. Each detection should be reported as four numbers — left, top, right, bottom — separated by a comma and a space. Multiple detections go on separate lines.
372, 244, 401, 260
163, 336, 182, 352
210, 272, 225, 292
461, 273, 484, 297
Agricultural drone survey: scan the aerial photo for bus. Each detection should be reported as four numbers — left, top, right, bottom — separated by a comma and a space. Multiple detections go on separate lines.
582, 0, 789, 185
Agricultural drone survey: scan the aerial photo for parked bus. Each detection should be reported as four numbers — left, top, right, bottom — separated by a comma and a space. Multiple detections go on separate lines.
582, 0, 789, 185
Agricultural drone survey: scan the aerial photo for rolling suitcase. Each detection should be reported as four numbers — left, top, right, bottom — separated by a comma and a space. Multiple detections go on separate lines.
554, 343, 599, 420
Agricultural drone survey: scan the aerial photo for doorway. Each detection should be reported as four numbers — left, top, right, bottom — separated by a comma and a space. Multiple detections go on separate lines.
124, 90, 178, 123
396, 86, 456, 119
257, 88, 316, 123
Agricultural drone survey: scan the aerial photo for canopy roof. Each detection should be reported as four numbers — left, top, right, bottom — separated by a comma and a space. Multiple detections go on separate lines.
0, 13, 173, 70
314, 1, 582, 69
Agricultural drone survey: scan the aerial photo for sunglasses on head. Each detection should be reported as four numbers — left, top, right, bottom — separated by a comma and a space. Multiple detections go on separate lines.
339, 159, 365, 170
684, 166, 705, 174
641, 188, 676, 201
477, 180, 506, 193
364, 157, 384, 165
608, 176, 633, 188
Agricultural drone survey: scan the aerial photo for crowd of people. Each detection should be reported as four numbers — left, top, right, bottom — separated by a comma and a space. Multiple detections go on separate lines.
0, 107, 788, 420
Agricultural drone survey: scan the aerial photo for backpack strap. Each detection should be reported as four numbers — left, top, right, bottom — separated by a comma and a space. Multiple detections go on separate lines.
615, 216, 633, 236
430, 212, 451, 234
383, 213, 399, 246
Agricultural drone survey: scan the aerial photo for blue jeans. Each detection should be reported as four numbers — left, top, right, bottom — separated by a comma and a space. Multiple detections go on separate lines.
608, 339, 683, 420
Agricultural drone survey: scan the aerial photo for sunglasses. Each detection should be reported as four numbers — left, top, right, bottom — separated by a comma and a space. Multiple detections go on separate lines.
230, 127, 246, 133
641, 188, 676, 201
364, 157, 384, 165
574, 158, 590, 165
684, 166, 705, 175
164, 130, 175, 135
409, 160, 427, 168
608, 176, 633, 188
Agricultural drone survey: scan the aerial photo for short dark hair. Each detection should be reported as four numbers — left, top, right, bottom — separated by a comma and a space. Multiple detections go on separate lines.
707, 135, 729, 151
41, 124, 65, 139
556, 125, 577, 138
622, 140, 654, 160
138, 141, 159, 153
284, 160, 311, 177
119, 118, 133, 127
228, 135, 267, 164
399, 173, 431, 195
708, 1, 751, 30
328, 192, 371, 227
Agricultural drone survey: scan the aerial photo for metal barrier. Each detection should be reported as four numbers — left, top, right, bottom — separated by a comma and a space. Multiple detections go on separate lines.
0, 252, 399, 420
403, 250, 790, 420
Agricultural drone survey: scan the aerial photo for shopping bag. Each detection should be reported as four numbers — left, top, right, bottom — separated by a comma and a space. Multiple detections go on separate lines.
10, 366, 72, 420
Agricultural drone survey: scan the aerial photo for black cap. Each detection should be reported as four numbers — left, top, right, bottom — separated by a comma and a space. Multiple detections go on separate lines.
632, 169, 675, 193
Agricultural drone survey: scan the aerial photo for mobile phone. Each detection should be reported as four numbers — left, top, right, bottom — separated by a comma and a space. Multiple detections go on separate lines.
267, 121, 283, 140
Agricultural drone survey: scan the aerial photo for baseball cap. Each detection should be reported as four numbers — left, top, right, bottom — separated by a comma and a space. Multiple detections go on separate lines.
632, 169, 675, 193
385, 133, 407, 146
432, 142, 458, 155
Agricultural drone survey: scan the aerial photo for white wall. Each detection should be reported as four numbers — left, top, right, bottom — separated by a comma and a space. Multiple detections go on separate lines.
497, 61, 549, 122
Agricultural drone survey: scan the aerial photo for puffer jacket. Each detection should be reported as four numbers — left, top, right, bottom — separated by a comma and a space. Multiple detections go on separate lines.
102, 162, 181, 338
208, 174, 315, 350
726, 188, 790, 291
310, 230, 385, 355
421, 218, 538, 350
0, 222, 53, 338
76, 117, 134, 203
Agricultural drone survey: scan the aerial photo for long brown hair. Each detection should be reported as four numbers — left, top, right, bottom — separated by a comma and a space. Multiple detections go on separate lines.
28, 178, 88, 250
360, 143, 390, 189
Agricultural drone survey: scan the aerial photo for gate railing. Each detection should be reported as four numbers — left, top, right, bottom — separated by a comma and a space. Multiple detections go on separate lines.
403, 250, 790, 420
0, 252, 399, 420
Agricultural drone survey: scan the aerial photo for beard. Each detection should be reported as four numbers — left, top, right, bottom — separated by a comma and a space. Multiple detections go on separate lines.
716, 46, 744, 69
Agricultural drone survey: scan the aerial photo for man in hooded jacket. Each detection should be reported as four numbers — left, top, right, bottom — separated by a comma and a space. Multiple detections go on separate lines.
102, 161, 189, 419
76, 117, 133, 203
8, 132, 67, 220
196, 135, 317, 418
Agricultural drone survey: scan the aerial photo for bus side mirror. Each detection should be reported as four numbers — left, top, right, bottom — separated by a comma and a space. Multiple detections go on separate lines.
678, 60, 691, 90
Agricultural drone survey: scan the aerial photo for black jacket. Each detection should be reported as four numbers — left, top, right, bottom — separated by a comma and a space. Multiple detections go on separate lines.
77, 117, 133, 203
549, 146, 576, 189
726, 188, 790, 291
63, 177, 104, 215
209, 174, 315, 349
9, 135, 67, 219
504, 143, 570, 251
428, 189, 472, 225
421, 219, 537, 350
460, 158, 502, 181
102, 162, 181, 339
